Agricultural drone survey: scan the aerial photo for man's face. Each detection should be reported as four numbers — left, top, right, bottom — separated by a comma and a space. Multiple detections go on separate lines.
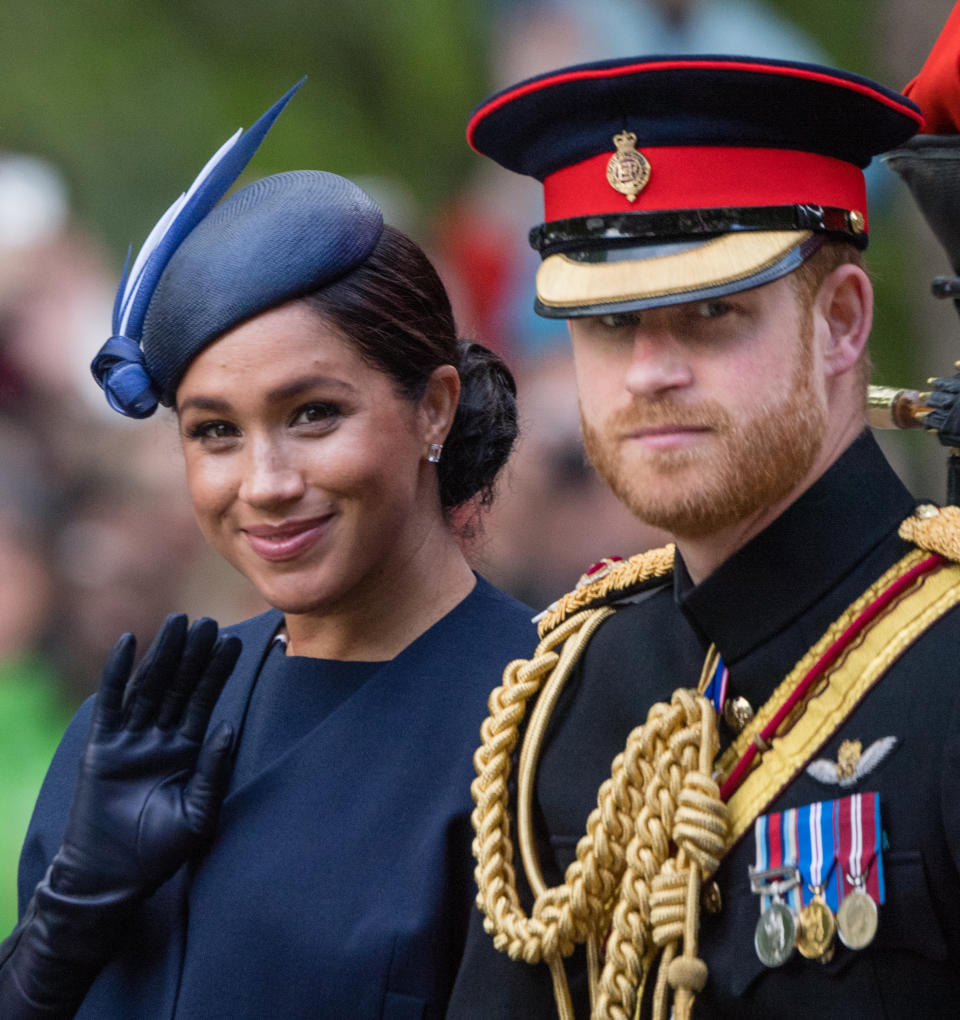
570, 274, 829, 539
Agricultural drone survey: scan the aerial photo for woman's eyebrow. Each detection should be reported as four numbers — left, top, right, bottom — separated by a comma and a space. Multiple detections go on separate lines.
178, 375, 358, 415
265, 375, 358, 403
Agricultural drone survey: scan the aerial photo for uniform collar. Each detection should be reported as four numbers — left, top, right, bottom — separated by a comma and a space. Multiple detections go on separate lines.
674, 430, 916, 663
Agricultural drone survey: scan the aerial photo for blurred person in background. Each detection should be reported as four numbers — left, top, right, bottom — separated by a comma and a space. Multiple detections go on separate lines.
0, 151, 255, 693
0, 417, 69, 936
0, 86, 534, 1019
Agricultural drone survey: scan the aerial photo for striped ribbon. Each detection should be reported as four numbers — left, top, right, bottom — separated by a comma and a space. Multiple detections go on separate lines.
796, 799, 840, 909
702, 656, 730, 717
755, 793, 884, 914
836, 791, 885, 905
754, 809, 803, 913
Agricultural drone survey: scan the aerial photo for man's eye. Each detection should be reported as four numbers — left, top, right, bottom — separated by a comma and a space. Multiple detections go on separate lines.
597, 312, 639, 328
694, 299, 732, 320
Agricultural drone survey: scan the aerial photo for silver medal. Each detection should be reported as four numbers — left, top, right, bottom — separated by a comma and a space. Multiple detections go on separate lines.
837, 888, 879, 950
754, 899, 797, 967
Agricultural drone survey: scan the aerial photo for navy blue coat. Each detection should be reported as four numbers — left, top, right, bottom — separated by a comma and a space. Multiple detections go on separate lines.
17, 577, 535, 1019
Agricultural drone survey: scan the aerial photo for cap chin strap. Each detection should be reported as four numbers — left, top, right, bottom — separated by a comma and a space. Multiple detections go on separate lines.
530, 204, 865, 256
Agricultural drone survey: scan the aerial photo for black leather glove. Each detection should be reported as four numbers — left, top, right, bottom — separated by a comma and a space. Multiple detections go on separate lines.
925, 373, 960, 447
0, 614, 241, 1019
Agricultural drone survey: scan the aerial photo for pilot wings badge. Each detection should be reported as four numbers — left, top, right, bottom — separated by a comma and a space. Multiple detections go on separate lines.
805, 737, 898, 788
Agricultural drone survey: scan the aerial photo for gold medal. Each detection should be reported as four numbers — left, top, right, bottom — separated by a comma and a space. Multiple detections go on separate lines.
836, 888, 878, 950
796, 894, 836, 960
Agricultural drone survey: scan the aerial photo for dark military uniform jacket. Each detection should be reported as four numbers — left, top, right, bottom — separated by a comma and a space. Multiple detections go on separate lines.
447, 432, 960, 1018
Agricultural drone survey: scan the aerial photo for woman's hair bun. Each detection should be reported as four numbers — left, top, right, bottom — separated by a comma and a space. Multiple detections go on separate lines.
437, 339, 518, 510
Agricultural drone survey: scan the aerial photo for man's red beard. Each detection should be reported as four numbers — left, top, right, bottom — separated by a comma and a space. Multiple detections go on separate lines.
580, 332, 828, 539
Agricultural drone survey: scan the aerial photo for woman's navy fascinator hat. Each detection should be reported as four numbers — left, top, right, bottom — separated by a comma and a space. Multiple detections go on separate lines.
91, 80, 384, 418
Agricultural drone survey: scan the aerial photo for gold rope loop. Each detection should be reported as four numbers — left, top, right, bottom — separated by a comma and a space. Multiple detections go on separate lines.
649, 866, 688, 946
672, 771, 728, 875
472, 616, 730, 1020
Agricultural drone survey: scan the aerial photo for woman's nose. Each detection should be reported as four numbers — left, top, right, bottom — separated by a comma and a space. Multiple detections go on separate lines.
239, 440, 306, 507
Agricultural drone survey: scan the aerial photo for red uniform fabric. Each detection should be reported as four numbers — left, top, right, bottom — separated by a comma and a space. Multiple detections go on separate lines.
904, 2, 960, 133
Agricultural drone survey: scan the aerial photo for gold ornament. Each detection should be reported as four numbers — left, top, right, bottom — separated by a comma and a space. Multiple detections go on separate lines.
606, 131, 651, 202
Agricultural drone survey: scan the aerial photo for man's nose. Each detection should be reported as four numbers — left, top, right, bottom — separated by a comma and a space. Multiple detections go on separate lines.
623, 328, 694, 398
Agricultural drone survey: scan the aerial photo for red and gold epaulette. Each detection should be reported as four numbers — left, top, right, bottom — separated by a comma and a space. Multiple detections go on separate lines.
535, 544, 675, 638
898, 503, 960, 561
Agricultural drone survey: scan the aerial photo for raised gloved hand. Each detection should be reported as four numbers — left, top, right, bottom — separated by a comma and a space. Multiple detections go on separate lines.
0, 614, 241, 1019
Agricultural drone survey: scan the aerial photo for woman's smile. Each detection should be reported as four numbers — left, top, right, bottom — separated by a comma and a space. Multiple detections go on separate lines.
241, 514, 335, 562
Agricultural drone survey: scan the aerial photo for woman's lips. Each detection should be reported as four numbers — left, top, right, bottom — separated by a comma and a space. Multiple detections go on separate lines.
242, 516, 332, 562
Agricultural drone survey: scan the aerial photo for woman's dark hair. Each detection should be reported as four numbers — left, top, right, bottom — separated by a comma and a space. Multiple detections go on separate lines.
302, 225, 517, 510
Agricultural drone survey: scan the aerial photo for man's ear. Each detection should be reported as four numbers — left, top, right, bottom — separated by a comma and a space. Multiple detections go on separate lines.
816, 263, 873, 378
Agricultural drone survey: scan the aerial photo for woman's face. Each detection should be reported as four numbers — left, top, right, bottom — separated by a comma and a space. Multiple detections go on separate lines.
176, 300, 453, 619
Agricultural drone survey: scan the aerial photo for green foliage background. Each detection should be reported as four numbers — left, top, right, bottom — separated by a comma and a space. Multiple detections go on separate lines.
1, 0, 950, 389
0, 0, 488, 251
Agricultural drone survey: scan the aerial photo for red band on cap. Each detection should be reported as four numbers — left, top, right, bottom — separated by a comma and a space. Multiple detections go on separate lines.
542, 146, 868, 224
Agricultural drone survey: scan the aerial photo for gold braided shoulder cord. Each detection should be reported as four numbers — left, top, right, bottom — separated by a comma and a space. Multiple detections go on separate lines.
471, 606, 728, 1020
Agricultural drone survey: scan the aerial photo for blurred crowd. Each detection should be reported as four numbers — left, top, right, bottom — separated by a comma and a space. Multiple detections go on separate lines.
0, 154, 272, 929
1, 0, 923, 934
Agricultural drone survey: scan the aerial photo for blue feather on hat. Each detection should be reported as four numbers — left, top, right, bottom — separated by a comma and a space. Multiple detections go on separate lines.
92, 78, 305, 418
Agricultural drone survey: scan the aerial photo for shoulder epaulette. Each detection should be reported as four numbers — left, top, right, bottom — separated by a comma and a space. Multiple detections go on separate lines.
898, 504, 960, 562
535, 545, 675, 638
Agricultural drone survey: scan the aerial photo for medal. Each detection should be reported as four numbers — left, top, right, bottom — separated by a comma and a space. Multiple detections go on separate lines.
755, 898, 797, 967
836, 792, 884, 950
796, 890, 836, 959
749, 865, 801, 968
836, 886, 879, 949
751, 807, 803, 968
751, 793, 885, 966
795, 799, 838, 961
749, 845, 802, 968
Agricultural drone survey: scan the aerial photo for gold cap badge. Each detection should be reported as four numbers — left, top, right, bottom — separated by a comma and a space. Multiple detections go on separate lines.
606, 131, 650, 202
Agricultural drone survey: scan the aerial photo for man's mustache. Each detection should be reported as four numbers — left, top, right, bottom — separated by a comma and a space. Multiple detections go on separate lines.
595, 400, 733, 434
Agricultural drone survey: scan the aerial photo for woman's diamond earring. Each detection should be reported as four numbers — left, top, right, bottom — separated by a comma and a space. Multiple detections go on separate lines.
427, 443, 443, 463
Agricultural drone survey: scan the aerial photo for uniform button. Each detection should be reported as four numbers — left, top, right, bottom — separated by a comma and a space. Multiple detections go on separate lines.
723, 695, 754, 732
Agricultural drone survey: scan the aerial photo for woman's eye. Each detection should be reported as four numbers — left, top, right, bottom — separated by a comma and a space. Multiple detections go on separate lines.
292, 402, 341, 426
186, 420, 238, 441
